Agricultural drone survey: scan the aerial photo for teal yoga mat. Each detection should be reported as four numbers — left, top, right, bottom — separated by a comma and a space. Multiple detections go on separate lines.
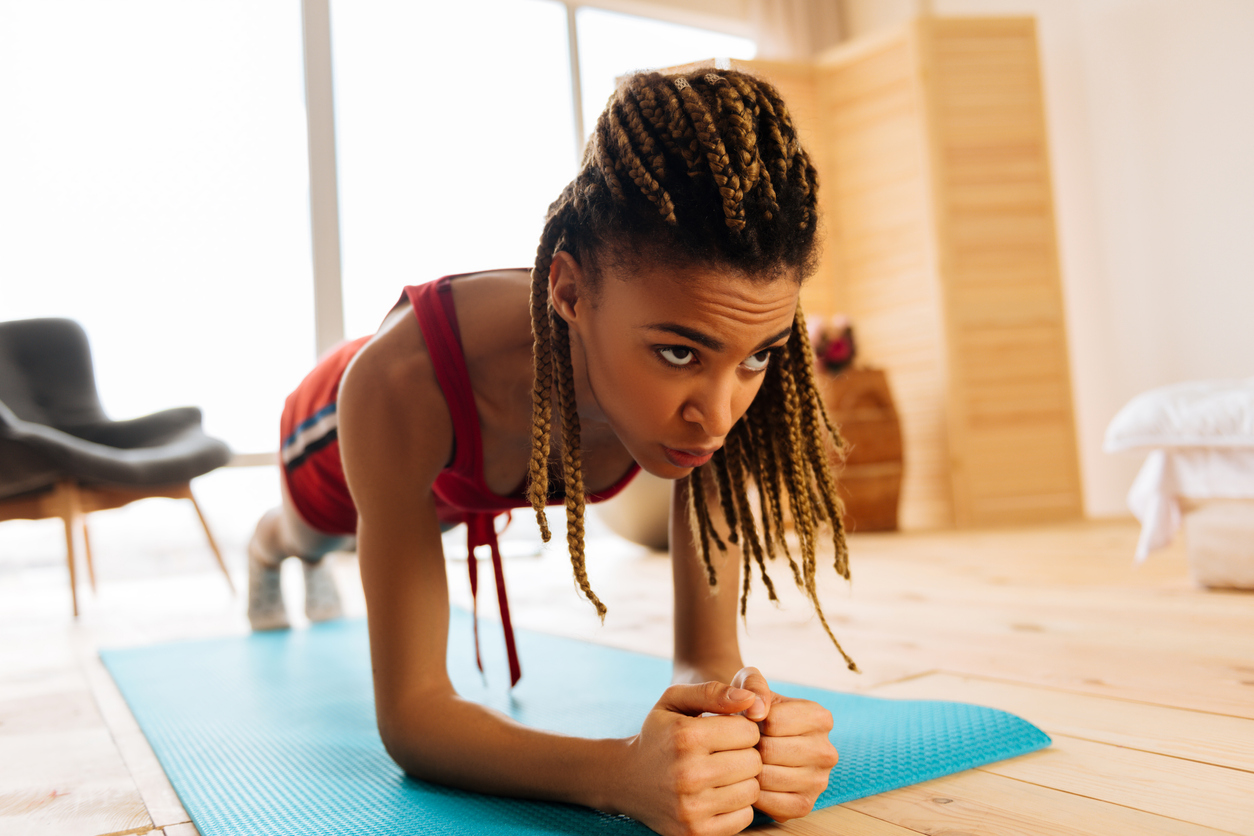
101, 610, 1049, 835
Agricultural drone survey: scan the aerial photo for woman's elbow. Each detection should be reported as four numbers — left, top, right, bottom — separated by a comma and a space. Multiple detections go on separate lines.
374, 690, 455, 780
378, 710, 442, 781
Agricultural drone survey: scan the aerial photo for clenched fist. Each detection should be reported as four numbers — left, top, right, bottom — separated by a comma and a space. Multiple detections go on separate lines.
731, 666, 839, 822
613, 681, 765, 836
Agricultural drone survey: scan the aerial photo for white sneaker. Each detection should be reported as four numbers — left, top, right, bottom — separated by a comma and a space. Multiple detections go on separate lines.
247, 542, 290, 631
303, 557, 343, 623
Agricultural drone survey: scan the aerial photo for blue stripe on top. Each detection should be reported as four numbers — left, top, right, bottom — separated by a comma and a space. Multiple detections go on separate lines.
281, 402, 338, 468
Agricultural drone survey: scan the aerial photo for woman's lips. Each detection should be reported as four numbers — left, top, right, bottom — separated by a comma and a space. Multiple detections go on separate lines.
663, 446, 716, 468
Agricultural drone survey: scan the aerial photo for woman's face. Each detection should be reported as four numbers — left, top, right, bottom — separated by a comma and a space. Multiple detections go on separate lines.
554, 254, 801, 479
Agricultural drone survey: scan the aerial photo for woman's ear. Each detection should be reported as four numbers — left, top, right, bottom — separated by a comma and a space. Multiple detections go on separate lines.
548, 251, 584, 326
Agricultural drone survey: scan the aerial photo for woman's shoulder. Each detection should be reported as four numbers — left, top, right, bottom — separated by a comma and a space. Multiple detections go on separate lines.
336, 269, 534, 476
446, 269, 535, 362
345, 268, 529, 393
337, 297, 452, 482
351, 297, 433, 394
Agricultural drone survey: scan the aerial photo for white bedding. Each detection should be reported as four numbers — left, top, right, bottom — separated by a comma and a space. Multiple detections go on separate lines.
1105, 377, 1254, 450
1106, 377, 1254, 561
1126, 448, 1254, 561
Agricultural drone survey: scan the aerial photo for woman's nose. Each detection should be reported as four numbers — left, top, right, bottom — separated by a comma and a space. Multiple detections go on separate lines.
681, 379, 736, 439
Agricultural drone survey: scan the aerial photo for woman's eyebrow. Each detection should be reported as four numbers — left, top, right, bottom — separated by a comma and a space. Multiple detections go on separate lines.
643, 323, 791, 352
754, 327, 793, 351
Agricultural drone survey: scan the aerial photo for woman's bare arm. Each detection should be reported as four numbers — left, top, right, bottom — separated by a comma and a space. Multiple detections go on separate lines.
670, 476, 746, 686
338, 316, 620, 804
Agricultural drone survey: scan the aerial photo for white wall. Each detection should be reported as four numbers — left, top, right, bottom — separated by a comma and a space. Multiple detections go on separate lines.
841, 0, 1254, 517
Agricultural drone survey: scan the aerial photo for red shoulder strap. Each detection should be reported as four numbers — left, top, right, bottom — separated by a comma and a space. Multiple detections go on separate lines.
406, 278, 481, 478
406, 277, 521, 688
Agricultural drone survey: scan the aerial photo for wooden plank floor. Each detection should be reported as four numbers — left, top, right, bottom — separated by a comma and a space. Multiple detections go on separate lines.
1, 470, 1251, 836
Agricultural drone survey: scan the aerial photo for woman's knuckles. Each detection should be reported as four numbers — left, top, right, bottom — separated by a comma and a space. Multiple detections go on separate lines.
757, 735, 838, 771
667, 720, 706, 755
667, 759, 716, 795
755, 791, 816, 823
656, 777, 762, 836
747, 747, 765, 775
805, 767, 832, 797
760, 699, 833, 737
721, 748, 763, 785
755, 735, 791, 764
670, 791, 728, 830
735, 776, 763, 807
670, 715, 760, 756
664, 811, 747, 836
759, 763, 832, 797
698, 679, 728, 701
669, 764, 706, 798
672, 751, 761, 794
719, 805, 757, 836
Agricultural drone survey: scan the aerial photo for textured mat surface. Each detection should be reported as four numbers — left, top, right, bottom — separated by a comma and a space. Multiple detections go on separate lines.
101, 611, 1049, 835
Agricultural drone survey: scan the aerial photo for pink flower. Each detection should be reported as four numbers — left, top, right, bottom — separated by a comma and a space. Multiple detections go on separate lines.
809, 314, 857, 374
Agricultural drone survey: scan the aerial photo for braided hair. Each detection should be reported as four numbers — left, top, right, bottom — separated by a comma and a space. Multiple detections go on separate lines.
527, 69, 856, 671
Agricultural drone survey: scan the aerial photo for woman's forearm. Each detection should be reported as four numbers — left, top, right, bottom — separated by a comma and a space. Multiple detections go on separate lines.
380, 690, 628, 813
383, 677, 770, 836
670, 478, 746, 680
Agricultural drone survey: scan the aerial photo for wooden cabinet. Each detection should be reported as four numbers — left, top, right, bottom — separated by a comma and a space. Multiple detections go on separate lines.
728, 17, 1083, 529
819, 368, 904, 532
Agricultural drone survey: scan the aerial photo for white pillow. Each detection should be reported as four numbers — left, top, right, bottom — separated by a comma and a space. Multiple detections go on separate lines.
1104, 377, 1254, 451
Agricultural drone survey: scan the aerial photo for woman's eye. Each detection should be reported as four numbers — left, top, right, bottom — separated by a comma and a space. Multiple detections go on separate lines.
742, 349, 774, 372
659, 346, 695, 367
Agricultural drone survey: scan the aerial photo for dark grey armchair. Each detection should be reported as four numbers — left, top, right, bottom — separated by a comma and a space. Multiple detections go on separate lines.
0, 317, 235, 614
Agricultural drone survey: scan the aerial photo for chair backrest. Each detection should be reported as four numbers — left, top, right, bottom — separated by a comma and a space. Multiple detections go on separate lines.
0, 318, 108, 428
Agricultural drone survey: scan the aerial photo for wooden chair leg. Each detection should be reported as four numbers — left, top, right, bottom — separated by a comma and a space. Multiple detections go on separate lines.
188, 491, 236, 596
82, 516, 97, 593
64, 482, 97, 594
59, 482, 80, 617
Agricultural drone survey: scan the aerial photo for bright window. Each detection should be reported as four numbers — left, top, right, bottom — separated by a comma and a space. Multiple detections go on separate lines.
575, 8, 757, 141
0, 0, 314, 453
330, 0, 577, 339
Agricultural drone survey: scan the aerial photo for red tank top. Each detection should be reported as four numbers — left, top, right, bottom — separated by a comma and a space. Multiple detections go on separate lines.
282, 275, 640, 525
408, 276, 640, 686
281, 274, 641, 686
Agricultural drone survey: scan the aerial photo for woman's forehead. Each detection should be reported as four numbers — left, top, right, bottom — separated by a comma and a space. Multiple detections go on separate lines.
600, 262, 800, 328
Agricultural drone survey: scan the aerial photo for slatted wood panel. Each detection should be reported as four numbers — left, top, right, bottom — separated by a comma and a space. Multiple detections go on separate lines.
737, 40, 956, 530
669, 25, 1083, 530
742, 18, 1083, 530
772, 34, 957, 530
920, 18, 1083, 526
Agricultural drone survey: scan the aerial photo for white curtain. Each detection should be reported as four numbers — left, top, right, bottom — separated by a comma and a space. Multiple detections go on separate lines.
748, 0, 844, 61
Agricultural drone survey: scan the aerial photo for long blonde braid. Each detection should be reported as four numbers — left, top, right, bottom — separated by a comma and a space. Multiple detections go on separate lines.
527, 69, 855, 668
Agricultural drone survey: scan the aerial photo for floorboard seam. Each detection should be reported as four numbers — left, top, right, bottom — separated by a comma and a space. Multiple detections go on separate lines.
972, 768, 1250, 836
930, 668, 1254, 719
1046, 732, 1254, 776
